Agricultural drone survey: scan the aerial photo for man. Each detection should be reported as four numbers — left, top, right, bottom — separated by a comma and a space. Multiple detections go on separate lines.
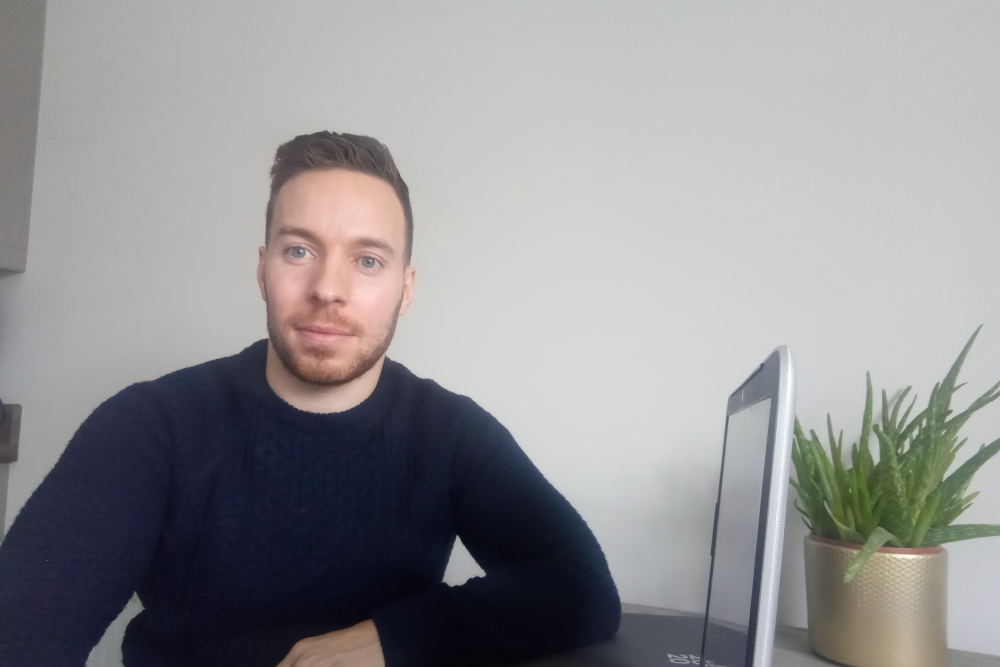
0, 131, 620, 666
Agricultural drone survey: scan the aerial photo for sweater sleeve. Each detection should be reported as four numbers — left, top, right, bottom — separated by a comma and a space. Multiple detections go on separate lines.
0, 383, 172, 666
371, 404, 620, 666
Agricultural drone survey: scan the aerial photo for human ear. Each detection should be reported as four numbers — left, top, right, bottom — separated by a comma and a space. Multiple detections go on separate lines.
256, 246, 268, 302
398, 266, 416, 316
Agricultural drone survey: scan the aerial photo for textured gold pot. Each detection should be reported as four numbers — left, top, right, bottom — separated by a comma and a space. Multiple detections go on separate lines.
804, 534, 947, 667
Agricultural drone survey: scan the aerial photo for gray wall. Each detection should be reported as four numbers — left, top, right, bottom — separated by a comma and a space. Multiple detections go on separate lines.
1, 1, 999, 663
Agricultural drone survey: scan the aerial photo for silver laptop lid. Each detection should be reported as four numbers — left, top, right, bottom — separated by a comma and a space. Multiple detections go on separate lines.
701, 346, 796, 667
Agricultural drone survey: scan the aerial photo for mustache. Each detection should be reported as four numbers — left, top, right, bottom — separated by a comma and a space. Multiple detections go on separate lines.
289, 309, 365, 336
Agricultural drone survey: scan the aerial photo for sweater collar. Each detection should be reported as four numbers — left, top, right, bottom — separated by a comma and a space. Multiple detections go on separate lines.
235, 339, 397, 431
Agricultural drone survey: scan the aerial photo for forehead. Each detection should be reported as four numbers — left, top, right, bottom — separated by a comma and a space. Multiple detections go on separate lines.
271, 169, 405, 245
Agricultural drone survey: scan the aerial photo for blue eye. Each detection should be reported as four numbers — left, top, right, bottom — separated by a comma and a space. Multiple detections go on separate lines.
360, 257, 379, 269
289, 247, 308, 259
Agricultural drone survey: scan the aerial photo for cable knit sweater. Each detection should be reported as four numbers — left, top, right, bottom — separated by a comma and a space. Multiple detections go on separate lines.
0, 340, 620, 666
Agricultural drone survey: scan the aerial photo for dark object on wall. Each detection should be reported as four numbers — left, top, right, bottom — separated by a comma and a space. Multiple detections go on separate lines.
0, 403, 21, 463
0, 0, 47, 272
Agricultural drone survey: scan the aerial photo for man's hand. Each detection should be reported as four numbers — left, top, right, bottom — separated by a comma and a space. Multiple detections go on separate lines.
276, 619, 386, 667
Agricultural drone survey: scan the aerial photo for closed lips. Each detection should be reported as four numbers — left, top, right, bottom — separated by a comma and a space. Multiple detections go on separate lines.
299, 325, 351, 335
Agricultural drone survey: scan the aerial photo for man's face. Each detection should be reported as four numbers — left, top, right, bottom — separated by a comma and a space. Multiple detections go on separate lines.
257, 168, 415, 386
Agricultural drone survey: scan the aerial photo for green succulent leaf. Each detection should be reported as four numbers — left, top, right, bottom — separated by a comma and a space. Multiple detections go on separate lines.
936, 437, 1000, 512
889, 386, 912, 436
911, 490, 941, 547
830, 514, 864, 544
922, 524, 1000, 545
881, 389, 892, 437
944, 380, 1000, 440
844, 527, 902, 583
939, 326, 983, 412
934, 491, 979, 527
872, 423, 914, 542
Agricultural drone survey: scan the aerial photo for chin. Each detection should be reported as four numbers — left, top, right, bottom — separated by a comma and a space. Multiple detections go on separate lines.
278, 337, 385, 387
288, 349, 363, 384
292, 359, 367, 386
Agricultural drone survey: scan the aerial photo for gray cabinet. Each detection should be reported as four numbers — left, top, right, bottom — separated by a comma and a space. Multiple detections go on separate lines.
0, 0, 47, 273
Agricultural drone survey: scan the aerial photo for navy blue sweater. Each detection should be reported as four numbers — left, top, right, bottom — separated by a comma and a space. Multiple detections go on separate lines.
0, 341, 620, 666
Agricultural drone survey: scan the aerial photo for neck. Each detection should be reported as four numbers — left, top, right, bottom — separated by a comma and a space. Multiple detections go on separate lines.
264, 342, 385, 414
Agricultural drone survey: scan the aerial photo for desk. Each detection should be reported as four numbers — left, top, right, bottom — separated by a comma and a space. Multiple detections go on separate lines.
621, 604, 1000, 667
514, 604, 999, 667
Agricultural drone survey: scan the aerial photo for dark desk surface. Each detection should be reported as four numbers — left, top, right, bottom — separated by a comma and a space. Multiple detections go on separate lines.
511, 604, 1000, 667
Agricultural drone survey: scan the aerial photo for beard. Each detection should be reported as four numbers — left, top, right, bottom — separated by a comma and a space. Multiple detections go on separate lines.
266, 296, 402, 387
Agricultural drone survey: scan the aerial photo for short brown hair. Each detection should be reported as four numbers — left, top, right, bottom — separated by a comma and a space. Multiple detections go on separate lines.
266, 131, 413, 264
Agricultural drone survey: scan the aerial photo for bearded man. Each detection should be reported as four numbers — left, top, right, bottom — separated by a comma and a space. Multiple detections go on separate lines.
0, 131, 620, 667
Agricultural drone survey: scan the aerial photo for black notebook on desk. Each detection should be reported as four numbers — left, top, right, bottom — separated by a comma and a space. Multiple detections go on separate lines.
515, 347, 797, 667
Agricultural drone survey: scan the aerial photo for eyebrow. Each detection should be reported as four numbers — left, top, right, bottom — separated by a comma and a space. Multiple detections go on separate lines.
273, 226, 322, 245
273, 227, 396, 257
350, 236, 396, 257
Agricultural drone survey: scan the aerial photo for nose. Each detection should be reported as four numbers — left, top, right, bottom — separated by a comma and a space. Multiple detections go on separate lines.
309, 254, 351, 306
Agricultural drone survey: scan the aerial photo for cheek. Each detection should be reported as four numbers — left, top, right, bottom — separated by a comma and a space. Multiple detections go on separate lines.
265, 267, 308, 313
353, 279, 403, 321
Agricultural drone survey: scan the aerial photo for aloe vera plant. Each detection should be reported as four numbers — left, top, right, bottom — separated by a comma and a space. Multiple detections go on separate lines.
790, 326, 1000, 582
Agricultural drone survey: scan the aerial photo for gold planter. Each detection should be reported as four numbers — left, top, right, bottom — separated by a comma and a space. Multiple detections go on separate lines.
804, 534, 947, 667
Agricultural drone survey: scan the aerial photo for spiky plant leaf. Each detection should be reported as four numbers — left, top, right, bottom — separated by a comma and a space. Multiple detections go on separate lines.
830, 514, 864, 544
911, 490, 941, 547
847, 468, 865, 534
934, 492, 979, 527
935, 438, 1000, 513
888, 386, 912, 437
939, 326, 983, 412
844, 527, 902, 583
872, 423, 914, 542
923, 524, 1000, 545
944, 380, 1000, 440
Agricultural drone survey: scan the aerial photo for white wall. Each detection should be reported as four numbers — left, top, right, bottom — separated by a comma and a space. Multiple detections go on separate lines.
2, 1, 999, 661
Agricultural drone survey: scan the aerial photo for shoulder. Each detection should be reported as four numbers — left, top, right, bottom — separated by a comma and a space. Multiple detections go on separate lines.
90, 340, 266, 431
133, 339, 266, 410
382, 359, 517, 468
151, 340, 265, 395
383, 358, 498, 430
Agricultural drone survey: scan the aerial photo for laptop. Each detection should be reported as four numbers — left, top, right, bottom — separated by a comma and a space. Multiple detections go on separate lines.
515, 346, 797, 667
